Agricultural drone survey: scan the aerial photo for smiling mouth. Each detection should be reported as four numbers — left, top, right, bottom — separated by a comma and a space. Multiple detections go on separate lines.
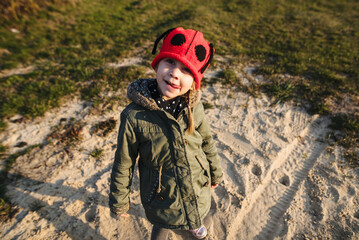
165, 80, 181, 89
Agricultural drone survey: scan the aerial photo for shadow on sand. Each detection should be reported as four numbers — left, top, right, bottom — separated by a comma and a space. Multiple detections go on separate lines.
4, 162, 218, 239
3, 164, 114, 240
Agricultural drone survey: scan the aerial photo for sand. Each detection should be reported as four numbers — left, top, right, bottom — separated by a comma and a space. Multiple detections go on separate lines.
1, 66, 358, 240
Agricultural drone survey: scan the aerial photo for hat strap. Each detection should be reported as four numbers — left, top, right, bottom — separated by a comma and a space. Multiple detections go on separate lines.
152, 28, 176, 54
200, 43, 214, 74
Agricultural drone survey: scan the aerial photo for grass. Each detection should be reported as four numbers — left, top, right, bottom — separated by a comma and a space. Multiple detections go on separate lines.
90, 148, 103, 160
29, 199, 45, 212
264, 81, 296, 105
0, 198, 17, 222
219, 68, 238, 86
329, 113, 359, 168
0, 70, 76, 118
0, 0, 357, 125
0, 0, 79, 22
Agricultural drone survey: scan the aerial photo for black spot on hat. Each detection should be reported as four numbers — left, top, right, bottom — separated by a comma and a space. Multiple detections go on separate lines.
171, 34, 186, 46
195, 45, 206, 62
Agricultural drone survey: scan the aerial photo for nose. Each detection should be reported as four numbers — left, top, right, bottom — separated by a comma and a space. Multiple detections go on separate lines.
170, 67, 181, 79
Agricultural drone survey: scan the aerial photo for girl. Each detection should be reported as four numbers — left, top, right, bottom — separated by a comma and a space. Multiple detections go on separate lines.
109, 27, 223, 239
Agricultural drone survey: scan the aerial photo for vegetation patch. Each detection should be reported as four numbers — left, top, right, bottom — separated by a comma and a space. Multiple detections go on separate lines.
0, 198, 18, 222
213, 67, 260, 98
0, 0, 357, 125
218, 68, 238, 86
0, 70, 76, 119
0, 121, 7, 133
203, 102, 214, 110
264, 80, 296, 105
46, 118, 84, 147
329, 113, 359, 168
0, 143, 6, 155
29, 199, 45, 212
0, 0, 79, 22
93, 117, 117, 137
90, 148, 103, 160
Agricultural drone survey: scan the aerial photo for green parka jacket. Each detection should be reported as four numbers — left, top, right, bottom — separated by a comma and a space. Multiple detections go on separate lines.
109, 78, 223, 230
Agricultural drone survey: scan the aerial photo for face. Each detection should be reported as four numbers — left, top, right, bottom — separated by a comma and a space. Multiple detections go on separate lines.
155, 58, 194, 100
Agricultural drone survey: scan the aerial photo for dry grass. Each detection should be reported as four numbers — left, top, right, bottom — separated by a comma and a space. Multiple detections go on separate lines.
0, 0, 79, 21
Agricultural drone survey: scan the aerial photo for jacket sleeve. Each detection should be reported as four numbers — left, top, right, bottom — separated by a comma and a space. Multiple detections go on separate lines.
195, 103, 223, 185
109, 110, 139, 213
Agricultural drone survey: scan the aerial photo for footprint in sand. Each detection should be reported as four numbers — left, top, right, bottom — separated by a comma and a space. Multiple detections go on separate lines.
328, 186, 340, 203
354, 210, 359, 220
278, 173, 290, 187
251, 164, 262, 177
215, 185, 231, 212
85, 206, 97, 222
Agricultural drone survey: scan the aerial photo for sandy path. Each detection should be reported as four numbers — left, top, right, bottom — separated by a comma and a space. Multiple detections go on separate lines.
230, 118, 329, 239
1, 79, 358, 239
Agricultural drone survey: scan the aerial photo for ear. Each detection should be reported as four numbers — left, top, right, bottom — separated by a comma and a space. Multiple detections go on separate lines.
153, 63, 159, 72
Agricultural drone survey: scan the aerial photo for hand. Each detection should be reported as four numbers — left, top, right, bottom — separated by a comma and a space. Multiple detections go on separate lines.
120, 213, 129, 218
211, 183, 218, 189
110, 209, 129, 220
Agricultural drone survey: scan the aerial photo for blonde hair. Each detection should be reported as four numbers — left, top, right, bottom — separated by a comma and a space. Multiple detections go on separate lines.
185, 82, 196, 134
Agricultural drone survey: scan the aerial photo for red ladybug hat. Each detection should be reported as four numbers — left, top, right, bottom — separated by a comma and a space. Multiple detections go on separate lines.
151, 27, 214, 90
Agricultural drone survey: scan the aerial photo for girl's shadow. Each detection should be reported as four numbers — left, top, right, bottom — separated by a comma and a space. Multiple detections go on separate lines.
3, 163, 125, 239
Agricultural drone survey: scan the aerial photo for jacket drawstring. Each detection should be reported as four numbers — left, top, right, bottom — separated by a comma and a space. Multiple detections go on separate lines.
157, 165, 163, 194
195, 155, 206, 170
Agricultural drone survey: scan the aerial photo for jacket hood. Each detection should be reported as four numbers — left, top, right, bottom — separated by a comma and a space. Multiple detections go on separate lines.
127, 79, 201, 110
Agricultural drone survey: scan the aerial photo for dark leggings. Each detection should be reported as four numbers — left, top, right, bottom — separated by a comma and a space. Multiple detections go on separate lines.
151, 214, 212, 240
150, 226, 170, 240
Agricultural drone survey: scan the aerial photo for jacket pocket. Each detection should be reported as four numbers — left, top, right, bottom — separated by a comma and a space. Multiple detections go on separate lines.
147, 171, 179, 208
146, 190, 186, 226
146, 181, 186, 226
195, 155, 210, 187
139, 165, 158, 207
195, 155, 207, 173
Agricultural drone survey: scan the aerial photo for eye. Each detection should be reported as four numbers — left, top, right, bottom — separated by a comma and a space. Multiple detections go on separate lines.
165, 58, 175, 65
183, 67, 192, 75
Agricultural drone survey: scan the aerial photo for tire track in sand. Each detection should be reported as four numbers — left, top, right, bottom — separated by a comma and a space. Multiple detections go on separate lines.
227, 116, 330, 240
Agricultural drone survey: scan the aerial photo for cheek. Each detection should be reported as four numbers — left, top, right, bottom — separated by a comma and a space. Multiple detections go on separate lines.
186, 76, 194, 87
155, 63, 168, 77
182, 77, 194, 90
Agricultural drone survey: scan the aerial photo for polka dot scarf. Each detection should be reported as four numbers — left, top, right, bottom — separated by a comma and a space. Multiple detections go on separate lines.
148, 81, 187, 119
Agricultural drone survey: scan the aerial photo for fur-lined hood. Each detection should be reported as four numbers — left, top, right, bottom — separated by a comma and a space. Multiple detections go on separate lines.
126, 79, 201, 110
